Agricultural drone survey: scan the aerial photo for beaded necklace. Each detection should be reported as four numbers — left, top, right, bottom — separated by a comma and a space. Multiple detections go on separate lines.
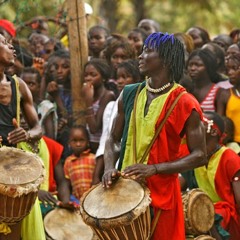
146, 78, 171, 94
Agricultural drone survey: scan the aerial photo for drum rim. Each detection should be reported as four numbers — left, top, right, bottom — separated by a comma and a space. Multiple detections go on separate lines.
81, 178, 145, 220
183, 188, 215, 235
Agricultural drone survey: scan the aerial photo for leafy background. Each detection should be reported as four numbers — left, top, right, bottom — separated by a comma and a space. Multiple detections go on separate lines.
0, 0, 240, 38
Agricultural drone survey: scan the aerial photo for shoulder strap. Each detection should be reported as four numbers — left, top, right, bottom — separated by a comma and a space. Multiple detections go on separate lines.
133, 90, 187, 164
12, 75, 21, 126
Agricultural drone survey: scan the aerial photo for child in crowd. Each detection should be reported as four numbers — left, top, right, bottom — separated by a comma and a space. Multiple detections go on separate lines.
88, 25, 110, 59
81, 59, 116, 153
127, 28, 148, 56
21, 67, 58, 140
64, 125, 95, 202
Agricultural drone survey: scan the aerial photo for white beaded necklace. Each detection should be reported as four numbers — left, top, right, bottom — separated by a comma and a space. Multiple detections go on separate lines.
146, 78, 171, 93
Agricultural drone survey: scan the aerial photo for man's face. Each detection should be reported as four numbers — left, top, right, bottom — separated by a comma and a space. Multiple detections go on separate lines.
0, 34, 15, 67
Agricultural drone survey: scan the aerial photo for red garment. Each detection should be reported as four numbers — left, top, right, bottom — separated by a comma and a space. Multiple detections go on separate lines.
214, 149, 240, 239
43, 136, 64, 192
147, 86, 203, 240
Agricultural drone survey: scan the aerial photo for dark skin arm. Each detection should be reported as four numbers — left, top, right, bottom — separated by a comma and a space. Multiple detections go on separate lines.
102, 92, 207, 187
92, 155, 105, 185
216, 88, 230, 116
7, 78, 42, 144
102, 92, 130, 188
82, 83, 115, 134
232, 170, 240, 215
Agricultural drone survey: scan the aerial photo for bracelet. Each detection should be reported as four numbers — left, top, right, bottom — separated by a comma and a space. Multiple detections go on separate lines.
153, 164, 158, 175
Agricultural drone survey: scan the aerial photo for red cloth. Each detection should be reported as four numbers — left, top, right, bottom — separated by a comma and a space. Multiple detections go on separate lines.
214, 149, 240, 239
146, 86, 203, 240
0, 19, 16, 37
43, 136, 64, 192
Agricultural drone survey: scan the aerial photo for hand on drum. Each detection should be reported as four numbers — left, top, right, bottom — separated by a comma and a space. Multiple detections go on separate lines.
122, 164, 157, 180
102, 168, 121, 188
38, 190, 58, 207
7, 118, 29, 144
57, 201, 79, 211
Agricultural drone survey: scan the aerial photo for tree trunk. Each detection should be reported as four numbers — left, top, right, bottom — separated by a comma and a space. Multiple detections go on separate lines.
66, 0, 88, 125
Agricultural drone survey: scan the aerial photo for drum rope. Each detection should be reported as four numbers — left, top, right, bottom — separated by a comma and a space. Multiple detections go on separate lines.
130, 221, 138, 239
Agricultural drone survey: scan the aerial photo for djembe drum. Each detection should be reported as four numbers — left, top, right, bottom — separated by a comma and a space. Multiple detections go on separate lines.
182, 189, 215, 236
44, 208, 96, 240
0, 146, 45, 225
81, 178, 151, 240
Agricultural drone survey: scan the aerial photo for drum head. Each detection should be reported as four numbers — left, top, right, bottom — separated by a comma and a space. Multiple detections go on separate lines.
0, 147, 42, 184
44, 208, 93, 240
82, 178, 144, 219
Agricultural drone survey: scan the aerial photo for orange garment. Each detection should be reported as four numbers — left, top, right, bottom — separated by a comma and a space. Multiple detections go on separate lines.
226, 88, 240, 142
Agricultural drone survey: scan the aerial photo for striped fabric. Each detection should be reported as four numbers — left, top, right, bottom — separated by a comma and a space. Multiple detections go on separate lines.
200, 84, 219, 112
64, 151, 96, 200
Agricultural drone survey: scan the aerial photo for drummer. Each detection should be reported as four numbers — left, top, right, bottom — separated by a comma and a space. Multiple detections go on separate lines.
0, 33, 44, 239
102, 32, 207, 240
180, 111, 240, 239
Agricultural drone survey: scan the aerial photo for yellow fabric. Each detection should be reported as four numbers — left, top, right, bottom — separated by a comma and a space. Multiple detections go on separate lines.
18, 139, 49, 191
194, 147, 226, 203
0, 223, 11, 235
12, 66, 46, 240
60, 35, 69, 48
21, 198, 45, 240
122, 83, 178, 170
226, 89, 240, 142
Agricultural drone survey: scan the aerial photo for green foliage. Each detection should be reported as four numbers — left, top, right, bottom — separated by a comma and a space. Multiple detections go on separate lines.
1, 0, 240, 38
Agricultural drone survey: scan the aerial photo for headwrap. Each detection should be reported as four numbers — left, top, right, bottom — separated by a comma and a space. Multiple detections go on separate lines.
0, 19, 16, 37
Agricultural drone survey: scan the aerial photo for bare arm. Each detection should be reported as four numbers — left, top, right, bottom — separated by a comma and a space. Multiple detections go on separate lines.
216, 88, 230, 116
102, 92, 125, 187
86, 91, 115, 134
8, 78, 42, 144
232, 170, 240, 214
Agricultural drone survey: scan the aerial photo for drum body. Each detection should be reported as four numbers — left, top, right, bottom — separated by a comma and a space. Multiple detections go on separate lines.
44, 208, 95, 240
0, 146, 45, 225
182, 189, 215, 235
81, 178, 151, 240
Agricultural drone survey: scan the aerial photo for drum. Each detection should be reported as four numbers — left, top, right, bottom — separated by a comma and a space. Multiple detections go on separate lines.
0, 146, 45, 225
44, 208, 96, 240
80, 178, 151, 240
182, 189, 215, 235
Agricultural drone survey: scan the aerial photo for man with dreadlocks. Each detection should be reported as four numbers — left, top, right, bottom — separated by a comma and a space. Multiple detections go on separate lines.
102, 32, 207, 239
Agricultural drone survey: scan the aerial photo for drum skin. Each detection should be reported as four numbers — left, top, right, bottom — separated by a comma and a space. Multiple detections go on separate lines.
182, 189, 215, 236
0, 146, 45, 224
80, 178, 152, 240
44, 208, 95, 240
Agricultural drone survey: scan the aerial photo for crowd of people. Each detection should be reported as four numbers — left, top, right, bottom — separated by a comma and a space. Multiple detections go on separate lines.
0, 3, 240, 240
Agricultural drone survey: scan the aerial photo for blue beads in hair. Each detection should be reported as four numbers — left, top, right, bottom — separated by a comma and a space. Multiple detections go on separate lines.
144, 32, 175, 49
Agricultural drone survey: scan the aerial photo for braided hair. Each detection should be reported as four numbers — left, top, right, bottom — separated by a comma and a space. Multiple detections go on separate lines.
144, 32, 185, 83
